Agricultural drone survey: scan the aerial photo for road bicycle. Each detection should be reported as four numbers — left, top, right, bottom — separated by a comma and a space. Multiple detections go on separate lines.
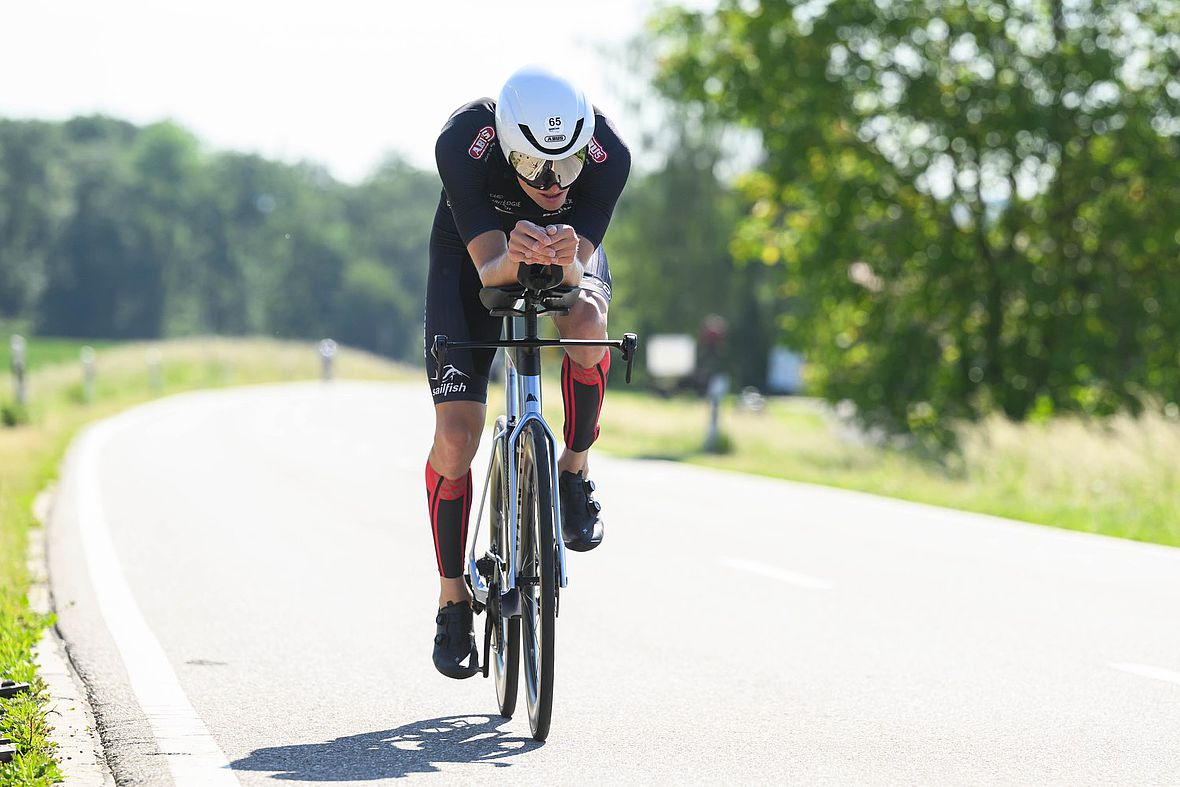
431, 263, 637, 742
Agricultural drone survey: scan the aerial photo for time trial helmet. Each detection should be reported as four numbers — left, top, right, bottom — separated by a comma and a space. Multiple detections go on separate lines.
495, 66, 595, 190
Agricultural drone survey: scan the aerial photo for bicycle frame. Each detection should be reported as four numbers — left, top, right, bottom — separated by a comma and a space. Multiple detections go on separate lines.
467, 340, 568, 604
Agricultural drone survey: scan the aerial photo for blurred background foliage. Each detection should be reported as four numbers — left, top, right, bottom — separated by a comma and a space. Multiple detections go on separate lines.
0, 116, 437, 361
650, 0, 1180, 438
2, 0, 1180, 442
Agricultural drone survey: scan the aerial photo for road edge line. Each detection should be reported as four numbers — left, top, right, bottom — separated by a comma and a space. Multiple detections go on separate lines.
74, 416, 241, 786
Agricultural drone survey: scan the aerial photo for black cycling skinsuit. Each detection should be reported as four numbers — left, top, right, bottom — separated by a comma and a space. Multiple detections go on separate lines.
424, 98, 631, 405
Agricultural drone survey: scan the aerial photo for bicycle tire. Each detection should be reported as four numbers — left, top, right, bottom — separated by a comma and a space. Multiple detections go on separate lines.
518, 421, 557, 741
489, 419, 520, 717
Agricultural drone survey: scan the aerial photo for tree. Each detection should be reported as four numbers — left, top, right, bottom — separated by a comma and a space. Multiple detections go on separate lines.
651, 0, 1180, 433
39, 116, 166, 338
598, 38, 782, 389
341, 156, 438, 359
0, 120, 63, 325
607, 115, 777, 388
127, 122, 207, 335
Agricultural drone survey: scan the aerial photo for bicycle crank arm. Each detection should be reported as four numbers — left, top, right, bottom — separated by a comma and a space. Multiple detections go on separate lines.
499, 587, 522, 618
482, 615, 492, 679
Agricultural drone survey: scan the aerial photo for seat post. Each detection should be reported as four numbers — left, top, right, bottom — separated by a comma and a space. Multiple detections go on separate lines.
523, 304, 540, 341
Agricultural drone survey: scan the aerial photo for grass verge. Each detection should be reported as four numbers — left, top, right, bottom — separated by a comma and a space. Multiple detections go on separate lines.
1, 338, 117, 374
0, 338, 411, 785
588, 389, 1180, 548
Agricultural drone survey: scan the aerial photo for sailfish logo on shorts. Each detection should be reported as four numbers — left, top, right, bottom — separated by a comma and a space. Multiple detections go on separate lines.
432, 364, 470, 396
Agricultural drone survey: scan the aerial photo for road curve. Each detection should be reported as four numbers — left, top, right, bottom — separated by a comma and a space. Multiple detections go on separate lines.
48, 382, 1180, 785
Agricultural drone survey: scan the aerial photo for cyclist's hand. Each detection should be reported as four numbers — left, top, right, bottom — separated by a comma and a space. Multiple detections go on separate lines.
509, 220, 556, 265
542, 224, 579, 267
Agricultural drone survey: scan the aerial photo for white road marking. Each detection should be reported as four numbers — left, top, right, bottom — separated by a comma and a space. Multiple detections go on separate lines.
77, 416, 240, 787
1110, 662, 1180, 687
720, 557, 835, 590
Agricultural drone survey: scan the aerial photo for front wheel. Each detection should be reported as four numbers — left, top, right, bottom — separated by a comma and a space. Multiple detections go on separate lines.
518, 422, 557, 741
489, 419, 520, 718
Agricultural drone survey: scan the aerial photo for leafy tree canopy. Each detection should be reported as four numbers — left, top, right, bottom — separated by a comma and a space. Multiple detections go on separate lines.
651, 0, 1180, 434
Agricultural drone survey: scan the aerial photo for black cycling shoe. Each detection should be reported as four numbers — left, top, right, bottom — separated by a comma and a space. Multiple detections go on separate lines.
560, 471, 604, 552
432, 601, 480, 679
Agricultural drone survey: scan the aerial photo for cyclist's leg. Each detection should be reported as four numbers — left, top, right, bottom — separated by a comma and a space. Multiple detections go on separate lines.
424, 226, 500, 607
551, 245, 612, 475
428, 401, 485, 606
552, 247, 611, 551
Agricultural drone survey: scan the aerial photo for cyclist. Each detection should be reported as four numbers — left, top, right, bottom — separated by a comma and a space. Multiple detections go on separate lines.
424, 66, 630, 679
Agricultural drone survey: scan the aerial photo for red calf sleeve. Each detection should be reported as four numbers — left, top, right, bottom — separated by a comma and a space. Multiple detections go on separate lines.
425, 460, 472, 578
561, 352, 611, 452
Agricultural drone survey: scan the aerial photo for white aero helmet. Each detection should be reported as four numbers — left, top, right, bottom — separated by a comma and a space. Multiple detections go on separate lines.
495, 66, 596, 190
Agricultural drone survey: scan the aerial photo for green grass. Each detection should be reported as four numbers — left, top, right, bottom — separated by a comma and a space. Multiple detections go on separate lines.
0, 337, 413, 785
584, 389, 1180, 547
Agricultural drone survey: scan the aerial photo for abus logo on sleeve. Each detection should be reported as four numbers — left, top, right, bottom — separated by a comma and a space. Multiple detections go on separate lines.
468, 126, 495, 159
587, 137, 607, 163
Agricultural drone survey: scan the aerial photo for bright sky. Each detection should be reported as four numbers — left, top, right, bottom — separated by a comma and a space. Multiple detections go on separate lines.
1, 0, 669, 182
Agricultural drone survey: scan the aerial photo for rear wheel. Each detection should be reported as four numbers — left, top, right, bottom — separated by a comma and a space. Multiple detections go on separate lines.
518, 423, 557, 741
489, 420, 520, 718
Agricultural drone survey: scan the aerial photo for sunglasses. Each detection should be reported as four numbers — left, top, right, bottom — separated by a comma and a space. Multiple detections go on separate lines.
509, 148, 587, 190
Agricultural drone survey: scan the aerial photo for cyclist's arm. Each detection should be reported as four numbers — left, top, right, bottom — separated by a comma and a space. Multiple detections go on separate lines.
564, 235, 596, 287
466, 231, 518, 287
469, 225, 592, 288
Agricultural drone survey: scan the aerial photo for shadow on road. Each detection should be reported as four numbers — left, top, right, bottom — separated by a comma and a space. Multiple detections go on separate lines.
230, 714, 540, 780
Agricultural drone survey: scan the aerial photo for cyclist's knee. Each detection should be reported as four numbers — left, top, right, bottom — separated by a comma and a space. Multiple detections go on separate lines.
431, 404, 484, 476
557, 291, 607, 337
559, 293, 608, 367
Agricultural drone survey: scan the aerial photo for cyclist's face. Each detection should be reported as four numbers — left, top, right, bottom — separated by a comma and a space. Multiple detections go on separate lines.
517, 177, 569, 211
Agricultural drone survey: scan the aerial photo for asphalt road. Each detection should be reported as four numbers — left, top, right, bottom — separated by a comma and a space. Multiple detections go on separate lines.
48, 382, 1180, 785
